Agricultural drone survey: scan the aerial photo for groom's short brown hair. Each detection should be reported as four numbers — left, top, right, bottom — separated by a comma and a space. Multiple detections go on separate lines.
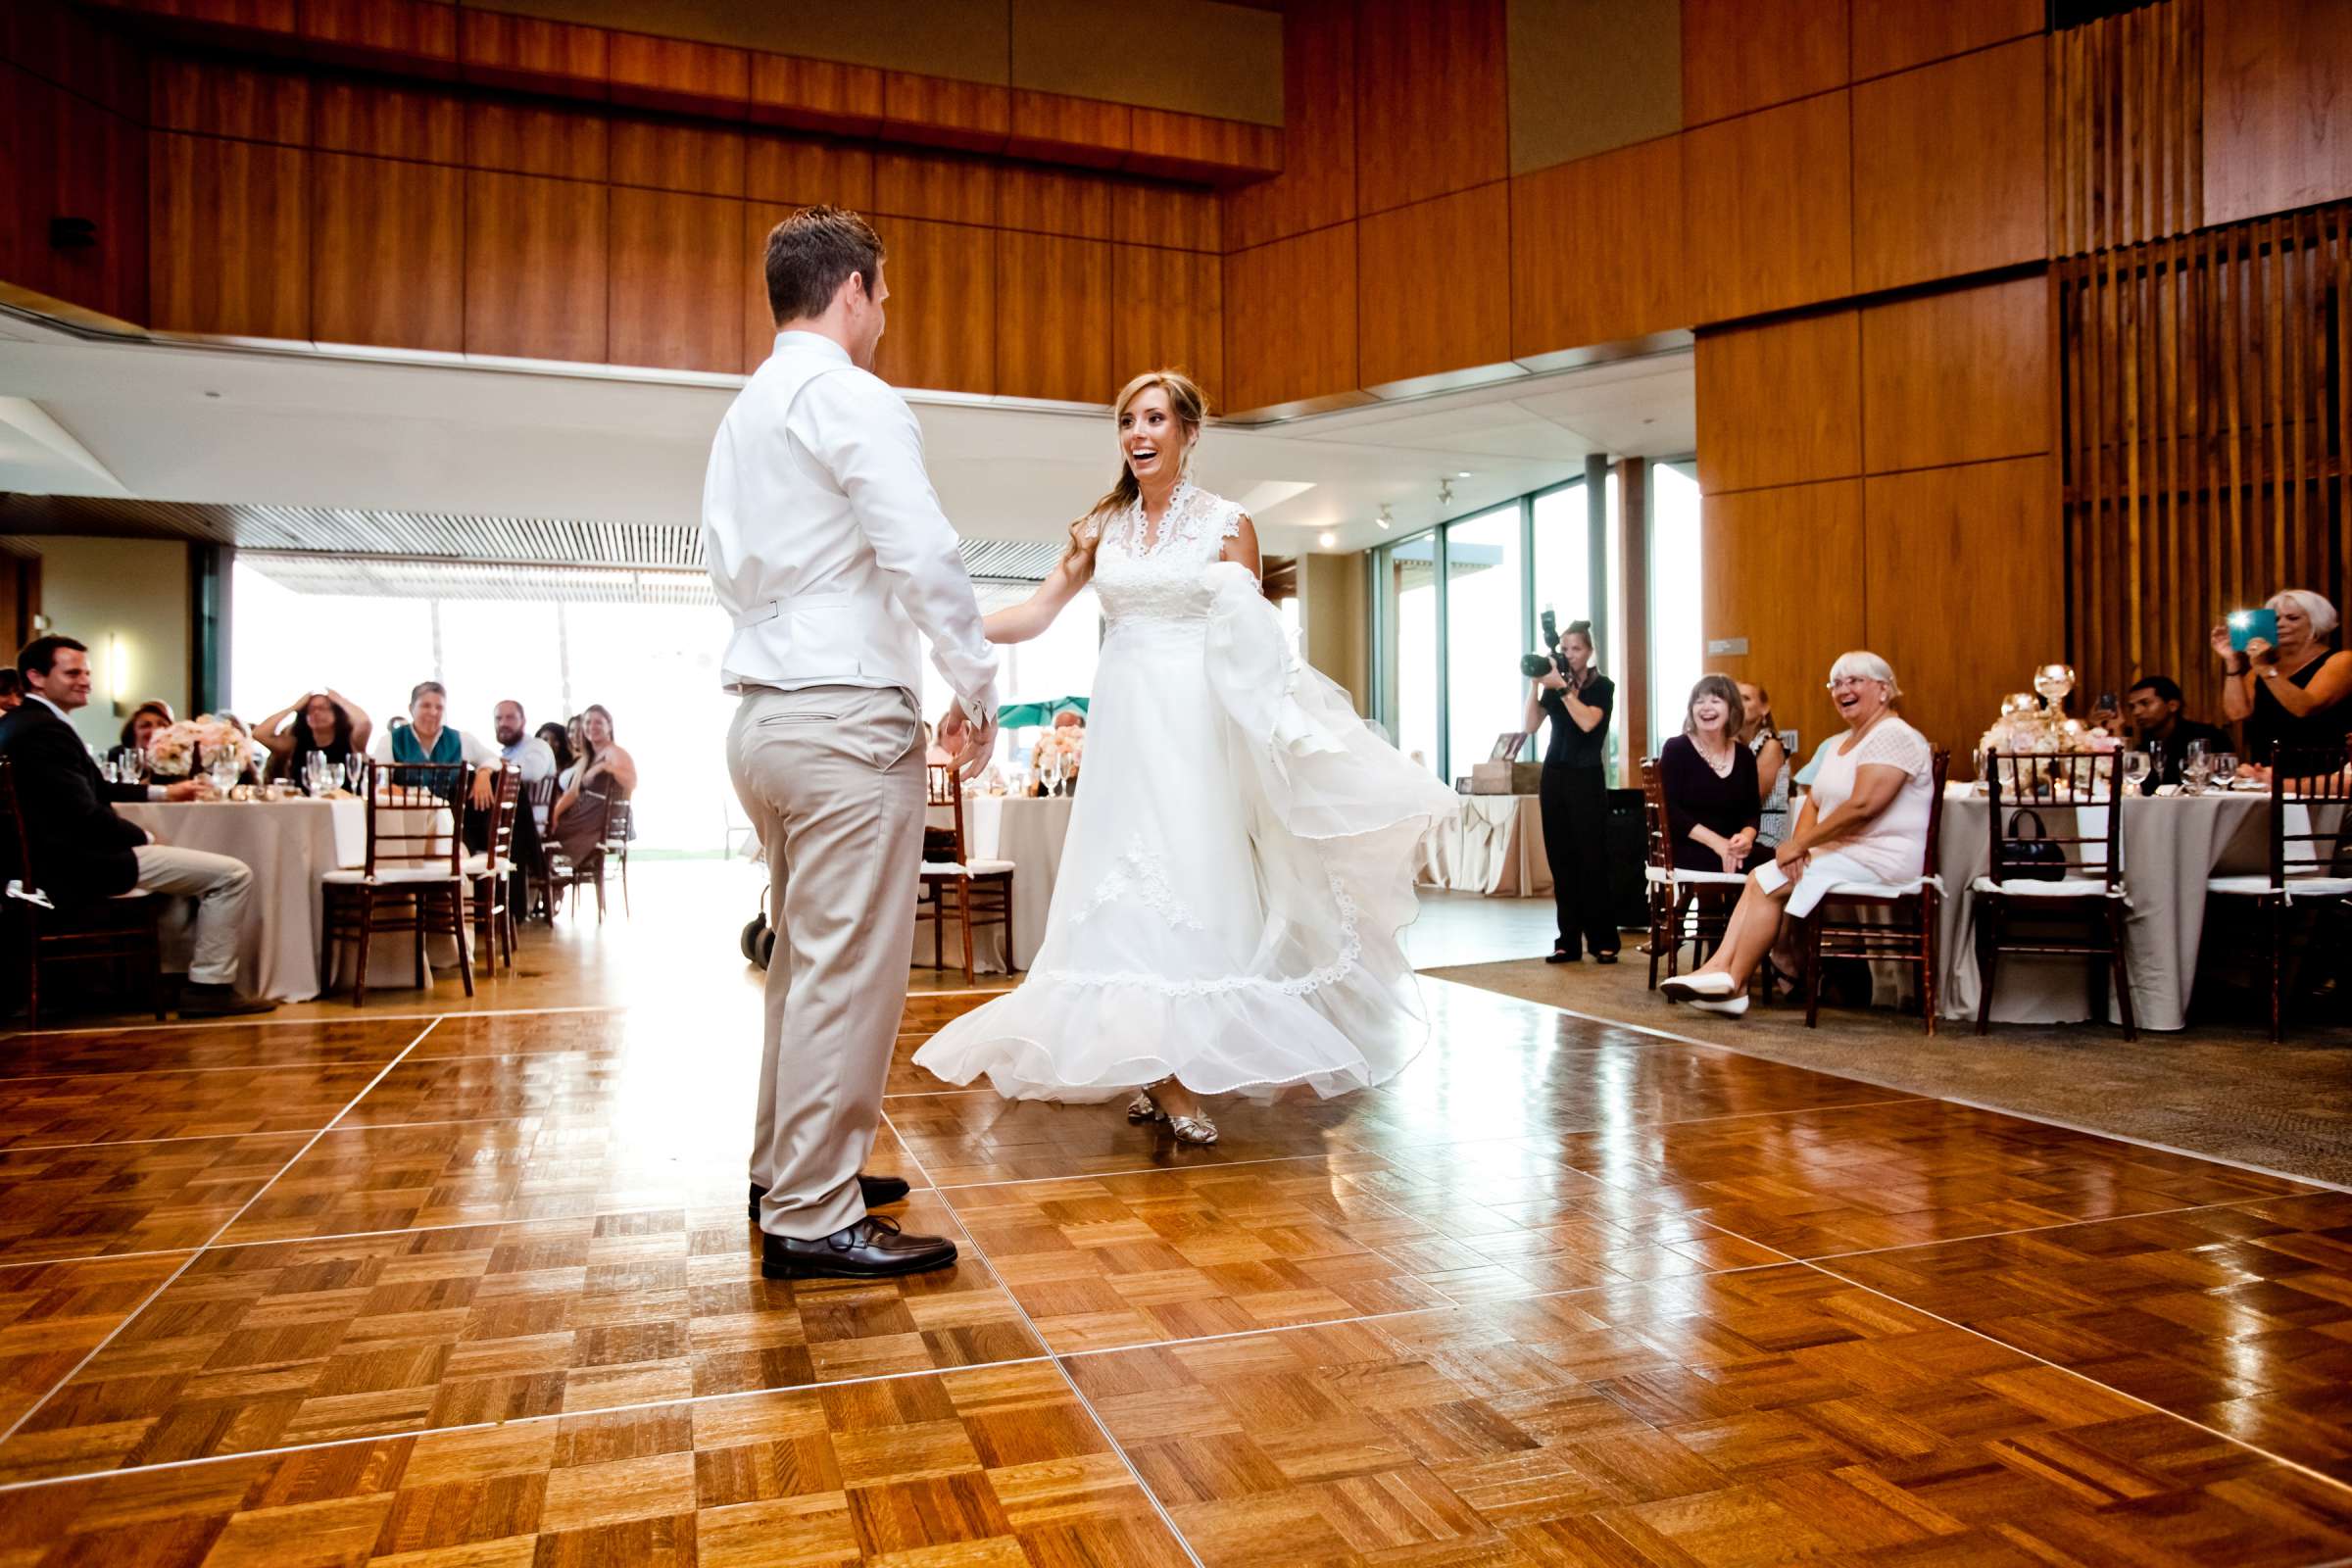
764, 207, 885, 324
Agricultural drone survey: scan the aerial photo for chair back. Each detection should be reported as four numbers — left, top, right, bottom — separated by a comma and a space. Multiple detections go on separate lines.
598, 796, 632, 853
924, 763, 969, 867
2267, 742, 2352, 885
480, 762, 519, 874
1921, 748, 1952, 880
365, 760, 467, 878
1981, 750, 2125, 890
1638, 758, 1672, 871
0, 760, 35, 899
524, 774, 558, 830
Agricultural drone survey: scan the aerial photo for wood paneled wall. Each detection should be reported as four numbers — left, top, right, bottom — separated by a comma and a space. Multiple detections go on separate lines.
2051, 0, 2202, 257
0, 2, 147, 324
2057, 207, 2352, 722
126, 56, 1223, 401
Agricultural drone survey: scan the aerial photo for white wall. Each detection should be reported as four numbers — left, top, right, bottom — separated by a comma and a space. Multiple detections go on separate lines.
14, 535, 191, 750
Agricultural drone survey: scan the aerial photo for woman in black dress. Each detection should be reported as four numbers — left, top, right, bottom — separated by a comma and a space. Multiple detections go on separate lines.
255, 690, 372, 784
2213, 589, 2351, 766
1525, 620, 1619, 963
1659, 675, 1764, 872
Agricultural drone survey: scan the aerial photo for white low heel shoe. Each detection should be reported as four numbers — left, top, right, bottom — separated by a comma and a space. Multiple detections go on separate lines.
1690, 994, 1750, 1016
1660, 971, 1737, 1000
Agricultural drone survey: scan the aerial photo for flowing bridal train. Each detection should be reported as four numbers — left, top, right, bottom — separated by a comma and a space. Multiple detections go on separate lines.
913, 372, 1458, 1143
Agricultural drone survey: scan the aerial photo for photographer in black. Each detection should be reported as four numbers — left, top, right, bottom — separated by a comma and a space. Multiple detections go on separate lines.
1521, 614, 1619, 963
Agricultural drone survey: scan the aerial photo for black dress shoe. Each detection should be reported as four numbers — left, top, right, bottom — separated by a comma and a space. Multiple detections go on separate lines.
748, 1174, 910, 1220
1594, 952, 1619, 965
761, 1216, 956, 1280
177, 983, 277, 1017
1545, 948, 1579, 964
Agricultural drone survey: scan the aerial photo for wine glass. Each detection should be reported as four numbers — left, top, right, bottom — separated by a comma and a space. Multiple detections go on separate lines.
2210, 752, 2239, 787
2180, 743, 2213, 796
2033, 663, 2077, 711
344, 754, 367, 795
205, 743, 240, 797
2121, 751, 2152, 796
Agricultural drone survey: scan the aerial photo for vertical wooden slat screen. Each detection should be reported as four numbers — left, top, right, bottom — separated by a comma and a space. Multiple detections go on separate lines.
2057, 204, 2352, 708
2051, 0, 2202, 257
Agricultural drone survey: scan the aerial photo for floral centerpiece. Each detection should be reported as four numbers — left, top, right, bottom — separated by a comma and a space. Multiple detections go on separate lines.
1030, 726, 1082, 795
1977, 667, 2119, 798
146, 714, 248, 778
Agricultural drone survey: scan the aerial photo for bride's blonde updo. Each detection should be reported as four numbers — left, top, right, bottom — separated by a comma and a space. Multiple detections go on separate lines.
1060, 368, 1209, 580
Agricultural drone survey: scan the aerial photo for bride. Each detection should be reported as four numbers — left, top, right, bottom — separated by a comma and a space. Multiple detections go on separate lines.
912, 370, 1457, 1143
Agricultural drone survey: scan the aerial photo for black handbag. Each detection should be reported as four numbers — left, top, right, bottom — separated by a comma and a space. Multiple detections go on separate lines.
1998, 808, 2068, 881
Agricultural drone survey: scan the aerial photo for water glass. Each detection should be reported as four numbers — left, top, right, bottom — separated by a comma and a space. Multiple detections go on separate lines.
2210, 752, 2238, 784
120, 748, 149, 786
205, 744, 240, 797
2121, 751, 2152, 794
344, 755, 367, 794
2181, 754, 2213, 796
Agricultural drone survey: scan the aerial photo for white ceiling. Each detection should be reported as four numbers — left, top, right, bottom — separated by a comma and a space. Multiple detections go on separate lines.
0, 309, 1692, 558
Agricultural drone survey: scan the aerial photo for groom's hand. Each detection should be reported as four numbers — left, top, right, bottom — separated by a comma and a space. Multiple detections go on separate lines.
953, 713, 996, 778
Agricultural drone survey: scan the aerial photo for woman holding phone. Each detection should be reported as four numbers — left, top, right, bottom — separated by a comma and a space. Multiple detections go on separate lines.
2213, 589, 2351, 764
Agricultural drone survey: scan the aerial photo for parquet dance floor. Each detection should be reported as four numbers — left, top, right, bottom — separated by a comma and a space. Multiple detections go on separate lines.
0, 979, 2348, 1565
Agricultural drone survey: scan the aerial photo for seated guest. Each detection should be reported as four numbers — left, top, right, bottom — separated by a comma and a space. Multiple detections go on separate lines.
1661, 651, 1937, 1018
1659, 675, 1763, 873
551, 703, 637, 871
562, 713, 587, 784
0, 669, 20, 710
1738, 681, 1789, 846
256, 690, 371, 782
116, 699, 173, 760
494, 700, 557, 788
369, 680, 498, 810
536, 720, 575, 781
2123, 676, 2230, 785
0, 637, 272, 1016
2214, 589, 2350, 764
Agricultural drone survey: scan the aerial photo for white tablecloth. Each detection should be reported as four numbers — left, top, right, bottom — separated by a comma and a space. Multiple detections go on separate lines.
1932, 785, 2333, 1031
914, 793, 1075, 974
121, 798, 466, 1002
1417, 794, 1550, 897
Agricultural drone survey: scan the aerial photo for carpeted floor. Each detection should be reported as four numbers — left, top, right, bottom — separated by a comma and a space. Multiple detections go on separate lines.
1424, 956, 2352, 1188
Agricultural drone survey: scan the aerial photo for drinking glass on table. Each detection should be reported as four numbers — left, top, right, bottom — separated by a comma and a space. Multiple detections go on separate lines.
2181, 748, 2214, 796
343, 754, 367, 794
2210, 752, 2238, 785
2122, 751, 2152, 796
119, 747, 148, 786
204, 743, 240, 796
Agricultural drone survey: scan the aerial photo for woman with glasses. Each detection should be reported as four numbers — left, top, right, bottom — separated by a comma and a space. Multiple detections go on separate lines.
1659, 651, 1936, 1016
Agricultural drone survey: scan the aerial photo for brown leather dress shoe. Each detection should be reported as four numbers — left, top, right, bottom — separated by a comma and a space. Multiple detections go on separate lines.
177, 983, 277, 1017
748, 1175, 910, 1220
760, 1216, 956, 1280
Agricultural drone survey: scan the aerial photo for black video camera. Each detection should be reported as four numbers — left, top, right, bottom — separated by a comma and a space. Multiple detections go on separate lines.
1519, 608, 1563, 679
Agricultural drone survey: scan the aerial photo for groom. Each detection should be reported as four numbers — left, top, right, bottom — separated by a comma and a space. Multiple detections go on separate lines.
703, 207, 998, 1279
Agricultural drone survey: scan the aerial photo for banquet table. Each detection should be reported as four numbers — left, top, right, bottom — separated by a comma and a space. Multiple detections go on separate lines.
915, 792, 1075, 974
1930, 783, 2336, 1031
120, 796, 466, 1002
1417, 794, 1550, 897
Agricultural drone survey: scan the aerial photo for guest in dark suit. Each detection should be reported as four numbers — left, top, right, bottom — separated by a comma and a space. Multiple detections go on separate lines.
2124, 675, 2231, 787
0, 636, 272, 1016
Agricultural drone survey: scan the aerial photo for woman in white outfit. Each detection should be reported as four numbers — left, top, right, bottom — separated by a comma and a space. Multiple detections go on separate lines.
913, 370, 1458, 1143
1659, 650, 1936, 1016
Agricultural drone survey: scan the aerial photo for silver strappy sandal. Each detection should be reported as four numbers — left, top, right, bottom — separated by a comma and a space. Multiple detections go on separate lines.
1126, 1083, 1217, 1145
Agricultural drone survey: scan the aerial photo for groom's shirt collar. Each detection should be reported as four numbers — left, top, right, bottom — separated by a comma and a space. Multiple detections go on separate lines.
776, 330, 850, 365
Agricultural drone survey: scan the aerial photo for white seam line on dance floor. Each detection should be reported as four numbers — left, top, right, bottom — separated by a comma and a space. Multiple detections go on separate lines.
1434, 978, 2352, 1196
1803, 1257, 2352, 1501
882, 1103, 1210, 1568
0, 1017, 444, 1451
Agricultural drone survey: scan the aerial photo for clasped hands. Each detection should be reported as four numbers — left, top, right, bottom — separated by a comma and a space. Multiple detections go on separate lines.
935, 704, 998, 779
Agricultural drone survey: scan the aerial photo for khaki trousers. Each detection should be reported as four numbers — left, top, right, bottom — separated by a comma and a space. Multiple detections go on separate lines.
726, 683, 925, 1240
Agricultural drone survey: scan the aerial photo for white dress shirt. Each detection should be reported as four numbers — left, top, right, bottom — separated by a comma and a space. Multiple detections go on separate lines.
702, 330, 998, 721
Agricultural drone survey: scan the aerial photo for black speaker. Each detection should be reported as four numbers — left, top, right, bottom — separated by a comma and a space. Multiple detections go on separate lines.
1604, 786, 1649, 933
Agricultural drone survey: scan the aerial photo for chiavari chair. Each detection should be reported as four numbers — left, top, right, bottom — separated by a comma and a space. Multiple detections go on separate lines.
462, 761, 519, 970
1975, 749, 2135, 1039
0, 759, 166, 1026
1797, 748, 1951, 1035
320, 760, 475, 1007
913, 764, 1014, 984
2203, 741, 2352, 1039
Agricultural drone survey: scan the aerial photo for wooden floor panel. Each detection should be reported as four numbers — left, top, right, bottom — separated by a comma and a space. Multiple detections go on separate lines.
0, 1194, 1044, 1484
0, 1252, 191, 1432
0, 901, 2347, 1562
0, 1362, 1192, 1566
0, 1135, 312, 1264
0, 1064, 391, 1151
0, 1019, 419, 1079
216, 1118, 925, 1246
1063, 1264, 2352, 1566
1826, 1192, 2352, 1486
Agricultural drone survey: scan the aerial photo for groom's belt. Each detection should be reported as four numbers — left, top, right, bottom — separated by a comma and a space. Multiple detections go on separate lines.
729, 589, 856, 629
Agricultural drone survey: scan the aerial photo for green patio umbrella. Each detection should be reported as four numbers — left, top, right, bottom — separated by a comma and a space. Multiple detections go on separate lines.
996, 695, 1090, 728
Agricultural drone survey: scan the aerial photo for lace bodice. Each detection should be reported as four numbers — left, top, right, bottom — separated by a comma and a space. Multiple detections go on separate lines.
1092, 481, 1246, 627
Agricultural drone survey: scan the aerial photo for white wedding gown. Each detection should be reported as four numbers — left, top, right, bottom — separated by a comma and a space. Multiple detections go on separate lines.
913, 481, 1459, 1102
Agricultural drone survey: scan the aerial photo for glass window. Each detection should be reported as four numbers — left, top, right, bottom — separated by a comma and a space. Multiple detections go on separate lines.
1444, 506, 1524, 781
1647, 462, 1703, 743
1386, 537, 1440, 776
